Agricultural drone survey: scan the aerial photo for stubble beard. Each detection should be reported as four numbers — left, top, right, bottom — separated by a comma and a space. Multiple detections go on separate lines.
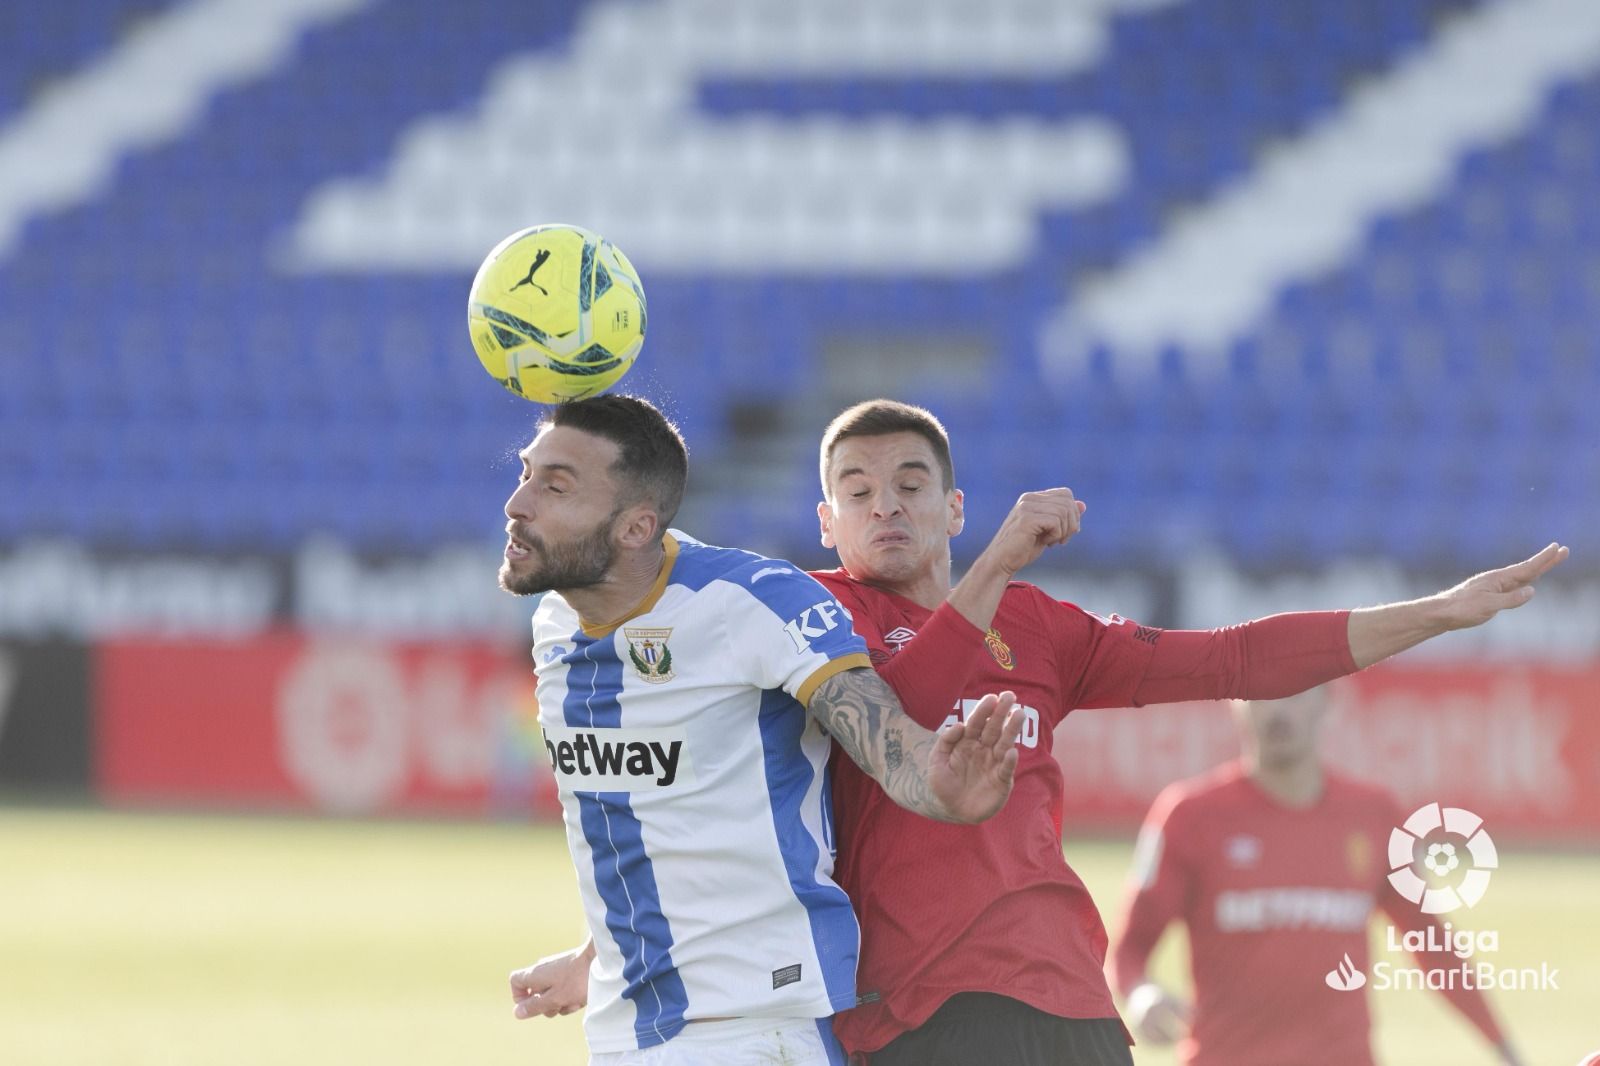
499, 515, 618, 596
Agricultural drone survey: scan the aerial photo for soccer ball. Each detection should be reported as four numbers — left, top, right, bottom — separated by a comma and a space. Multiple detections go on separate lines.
467, 224, 646, 403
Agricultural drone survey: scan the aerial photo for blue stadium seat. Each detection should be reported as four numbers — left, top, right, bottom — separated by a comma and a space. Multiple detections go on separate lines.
1, 0, 1593, 573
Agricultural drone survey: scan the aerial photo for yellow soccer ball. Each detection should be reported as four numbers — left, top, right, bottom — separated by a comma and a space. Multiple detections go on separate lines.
467, 224, 646, 403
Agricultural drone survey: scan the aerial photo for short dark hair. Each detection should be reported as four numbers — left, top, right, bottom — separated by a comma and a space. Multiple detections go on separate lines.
542, 395, 689, 533
819, 399, 954, 496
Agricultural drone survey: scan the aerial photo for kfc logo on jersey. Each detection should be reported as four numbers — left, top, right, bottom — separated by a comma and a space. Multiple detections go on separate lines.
539, 724, 694, 790
942, 698, 1040, 749
784, 600, 843, 652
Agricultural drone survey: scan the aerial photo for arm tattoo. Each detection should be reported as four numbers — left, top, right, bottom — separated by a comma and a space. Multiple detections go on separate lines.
884, 732, 904, 772
808, 668, 952, 821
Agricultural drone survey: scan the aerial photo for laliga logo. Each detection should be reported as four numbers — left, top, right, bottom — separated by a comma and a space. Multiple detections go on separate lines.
1387, 803, 1498, 914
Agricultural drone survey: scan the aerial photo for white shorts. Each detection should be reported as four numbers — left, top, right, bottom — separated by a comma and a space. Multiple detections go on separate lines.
589, 1016, 846, 1066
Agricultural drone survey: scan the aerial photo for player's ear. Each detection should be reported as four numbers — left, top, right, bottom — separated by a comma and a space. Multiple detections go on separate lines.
947, 488, 964, 537
817, 500, 836, 549
615, 504, 659, 550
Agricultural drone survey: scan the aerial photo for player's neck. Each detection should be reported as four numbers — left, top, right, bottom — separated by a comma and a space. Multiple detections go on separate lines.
860, 566, 951, 612
894, 575, 953, 611
562, 542, 669, 631
1247, 758, 1325, 809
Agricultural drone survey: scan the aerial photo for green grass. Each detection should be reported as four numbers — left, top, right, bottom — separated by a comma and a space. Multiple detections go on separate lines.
0, 809, 1593, 1065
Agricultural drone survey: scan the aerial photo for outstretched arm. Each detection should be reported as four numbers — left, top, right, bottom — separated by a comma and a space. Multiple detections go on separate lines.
1347, 543, 1569, 668
807, 667, 1021, 823
1110, 543, 1571, 708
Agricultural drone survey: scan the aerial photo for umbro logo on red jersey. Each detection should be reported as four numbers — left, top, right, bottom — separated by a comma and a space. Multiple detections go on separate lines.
1226, 834, 1262, 867
883, 626, 917, 653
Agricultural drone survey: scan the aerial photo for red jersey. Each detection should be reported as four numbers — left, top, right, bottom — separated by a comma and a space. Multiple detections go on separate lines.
1110, 762, 1505, 1066
810, 569, 1358, 1057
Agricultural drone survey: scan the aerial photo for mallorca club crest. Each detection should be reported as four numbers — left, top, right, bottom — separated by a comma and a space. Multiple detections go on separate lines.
625, 627, 675, 684
984, 627, 1015, 670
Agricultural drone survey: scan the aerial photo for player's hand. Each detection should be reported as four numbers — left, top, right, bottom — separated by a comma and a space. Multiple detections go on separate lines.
1124, 981, 1190, 1045
927, 691, 1022, 823
1432, 543, 1569, 630
979, 489, 1087, 577
510, 941, 594, 1019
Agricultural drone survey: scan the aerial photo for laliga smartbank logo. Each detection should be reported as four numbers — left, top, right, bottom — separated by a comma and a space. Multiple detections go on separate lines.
1323, 804, 1559, 994
1386, 802, 1496, 914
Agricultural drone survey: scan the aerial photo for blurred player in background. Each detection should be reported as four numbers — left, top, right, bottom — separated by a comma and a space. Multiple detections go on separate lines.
808, 399, 1566, 1066
1109, 685, 1525, 1066
497, 395, 1022, 1066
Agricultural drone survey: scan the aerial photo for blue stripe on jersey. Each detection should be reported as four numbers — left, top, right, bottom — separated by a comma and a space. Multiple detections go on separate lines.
756, 688, 859, 1011
564, 631, 689, 1049
664, 535, 749, 592
815, 1018, 848, 1066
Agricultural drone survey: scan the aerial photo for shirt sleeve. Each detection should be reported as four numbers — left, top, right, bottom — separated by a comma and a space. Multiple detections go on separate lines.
1037, 591, 1358, 708
1130, 611, 1358, 706
1110, 787, 1193, 998
728, 563, 871, 706
1032, 591, 1165, 710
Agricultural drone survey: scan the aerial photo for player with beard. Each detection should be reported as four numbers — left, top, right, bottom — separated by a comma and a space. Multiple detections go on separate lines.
1109, 686, 1524, 1066
805, 399, 1565, 1065
498, 395, 1024, 1066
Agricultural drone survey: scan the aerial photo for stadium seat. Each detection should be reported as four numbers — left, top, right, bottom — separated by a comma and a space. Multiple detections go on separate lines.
0, 0, 1593, 575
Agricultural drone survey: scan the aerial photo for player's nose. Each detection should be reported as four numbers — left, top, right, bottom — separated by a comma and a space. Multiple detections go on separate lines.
505, 482, 535, 521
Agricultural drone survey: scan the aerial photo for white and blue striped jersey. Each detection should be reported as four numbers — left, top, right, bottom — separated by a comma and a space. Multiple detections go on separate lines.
532, 531, 871, 1054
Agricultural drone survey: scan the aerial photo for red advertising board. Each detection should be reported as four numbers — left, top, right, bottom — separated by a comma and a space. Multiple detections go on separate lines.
95, 633, 557, 817
1055, 662, 1600, 841
95, 634, 1599, 842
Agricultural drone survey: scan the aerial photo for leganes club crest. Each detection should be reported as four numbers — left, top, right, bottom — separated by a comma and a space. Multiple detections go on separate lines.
625, 627, 675, 684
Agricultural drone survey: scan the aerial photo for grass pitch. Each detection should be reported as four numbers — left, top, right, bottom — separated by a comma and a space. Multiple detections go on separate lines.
0, 808, 1593, 1065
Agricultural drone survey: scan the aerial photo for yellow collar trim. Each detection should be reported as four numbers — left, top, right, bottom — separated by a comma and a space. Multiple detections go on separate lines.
578, 532, 680, 639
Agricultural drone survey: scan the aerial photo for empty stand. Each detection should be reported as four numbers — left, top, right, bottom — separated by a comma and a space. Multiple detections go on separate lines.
0, 0, 1592, 570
